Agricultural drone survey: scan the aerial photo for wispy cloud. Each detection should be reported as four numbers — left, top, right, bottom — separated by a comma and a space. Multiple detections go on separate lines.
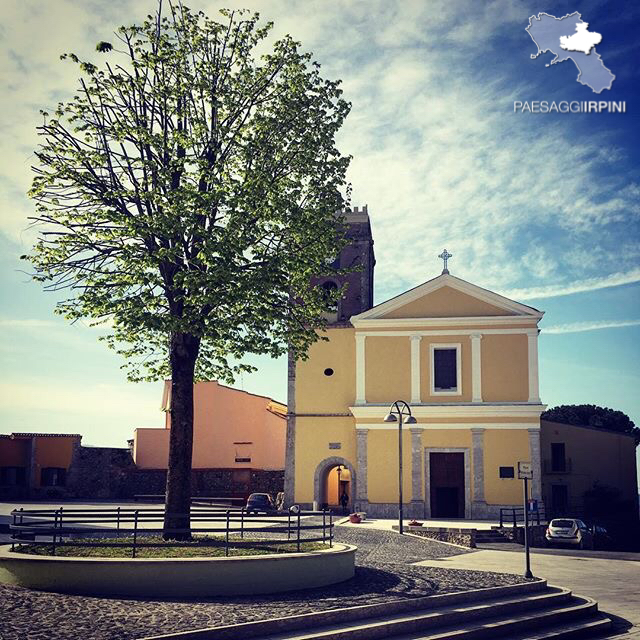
502, 268, 640, 300
2, 0, 639, 299
543, 319, 640, 334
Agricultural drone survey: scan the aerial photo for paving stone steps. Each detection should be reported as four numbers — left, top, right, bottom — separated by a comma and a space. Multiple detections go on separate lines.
474, 530, 511, 543
139, 580, 611, 640
252, 590, 604, 640
389, 598, 609, 639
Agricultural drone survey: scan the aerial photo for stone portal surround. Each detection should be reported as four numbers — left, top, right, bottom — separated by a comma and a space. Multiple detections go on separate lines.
424, 447, 472, 519
312, 456, 357, 511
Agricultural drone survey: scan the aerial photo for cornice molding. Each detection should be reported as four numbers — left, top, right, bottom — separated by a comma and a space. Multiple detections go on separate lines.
351, 315, 542, 329
355, 328, 539, 337
355, 422, 541, 430
349, 403, 547, 419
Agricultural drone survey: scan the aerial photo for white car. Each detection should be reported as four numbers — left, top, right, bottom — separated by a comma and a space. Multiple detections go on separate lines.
545, 518, 594, 549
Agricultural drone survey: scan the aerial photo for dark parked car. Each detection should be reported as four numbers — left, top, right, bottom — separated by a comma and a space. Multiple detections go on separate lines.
590, 524, 614, 549
245, 493, 275, 514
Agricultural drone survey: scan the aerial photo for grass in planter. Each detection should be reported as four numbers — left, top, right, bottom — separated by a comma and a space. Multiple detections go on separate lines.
14, 536, 328, 558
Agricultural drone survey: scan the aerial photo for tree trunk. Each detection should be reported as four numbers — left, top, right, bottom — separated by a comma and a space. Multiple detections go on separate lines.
163, 331, 200, 540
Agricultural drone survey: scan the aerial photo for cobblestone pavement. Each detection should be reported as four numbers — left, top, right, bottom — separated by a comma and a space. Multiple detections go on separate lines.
0, 525, 530, 640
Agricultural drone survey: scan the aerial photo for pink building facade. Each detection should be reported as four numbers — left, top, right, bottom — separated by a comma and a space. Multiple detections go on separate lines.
133, 381, 286, 475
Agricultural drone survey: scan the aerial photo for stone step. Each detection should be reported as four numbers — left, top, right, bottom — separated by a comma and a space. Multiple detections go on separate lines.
252, 587, 576, 639
475, 530, 510, 540
475, 534, 511, 543
139, 581, 549, 640
139, 582, 611, 640
492, 616, 613, 639
390, 596, 608, 639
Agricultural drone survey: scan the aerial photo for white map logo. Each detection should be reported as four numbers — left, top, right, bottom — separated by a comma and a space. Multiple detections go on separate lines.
559, 22, 602, 54
527, 12, 615, 94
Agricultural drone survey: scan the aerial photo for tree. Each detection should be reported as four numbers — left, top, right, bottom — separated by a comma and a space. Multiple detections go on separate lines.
542, 404, 639, 445
24, 2, 351, 538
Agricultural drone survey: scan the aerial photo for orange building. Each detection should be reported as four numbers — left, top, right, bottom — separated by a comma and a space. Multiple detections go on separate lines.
133, 381, 287, 496
0, 433, 81, 498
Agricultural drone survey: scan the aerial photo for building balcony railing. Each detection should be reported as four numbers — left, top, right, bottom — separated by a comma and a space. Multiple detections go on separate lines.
543, 458, 572, 474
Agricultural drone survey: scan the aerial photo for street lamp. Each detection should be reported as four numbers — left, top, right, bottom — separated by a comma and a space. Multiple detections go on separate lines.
383, 401, 417, 535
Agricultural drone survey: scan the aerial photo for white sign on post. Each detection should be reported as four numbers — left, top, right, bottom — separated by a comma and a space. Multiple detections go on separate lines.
518, 461, 533, 479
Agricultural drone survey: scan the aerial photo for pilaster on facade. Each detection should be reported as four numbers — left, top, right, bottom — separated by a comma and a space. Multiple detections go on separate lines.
410, 335, 422, 404
471, 427, 486, 509
355, 428, 369, 502
470, 333, 483, 403
527, 331, 541, 403
528, 427, 543, 501
355, 334, 366, 405
410, 428, 423, 502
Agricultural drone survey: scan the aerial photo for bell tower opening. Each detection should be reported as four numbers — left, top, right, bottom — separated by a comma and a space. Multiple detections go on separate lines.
315, 205, 375, 324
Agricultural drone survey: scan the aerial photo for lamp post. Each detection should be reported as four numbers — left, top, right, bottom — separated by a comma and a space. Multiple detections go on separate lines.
383, 401, 417, 535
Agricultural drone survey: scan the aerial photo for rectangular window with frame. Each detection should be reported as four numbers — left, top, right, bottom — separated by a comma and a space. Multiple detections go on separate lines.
551, 443, 566, 472
430, 343, 462, 395
41, 467, 66, 487
0, 466, 27, 486
499, 466, 515, 478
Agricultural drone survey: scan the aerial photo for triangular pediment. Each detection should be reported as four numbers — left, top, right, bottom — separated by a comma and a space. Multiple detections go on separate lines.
352, 274, 542, 323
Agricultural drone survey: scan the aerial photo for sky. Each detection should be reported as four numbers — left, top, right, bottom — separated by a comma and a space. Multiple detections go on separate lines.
1, 1, 638, 480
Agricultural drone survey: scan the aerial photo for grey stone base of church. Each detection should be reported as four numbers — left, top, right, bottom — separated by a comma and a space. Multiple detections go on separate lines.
353, 502, 425, 519
355, 501, 544, 521
295, 499, 545, 523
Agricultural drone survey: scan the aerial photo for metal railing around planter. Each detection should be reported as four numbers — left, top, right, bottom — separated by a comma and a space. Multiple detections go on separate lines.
9, 506, 333, 558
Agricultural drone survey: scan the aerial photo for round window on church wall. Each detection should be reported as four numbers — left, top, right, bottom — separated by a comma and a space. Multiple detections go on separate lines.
324, 368, 334, 376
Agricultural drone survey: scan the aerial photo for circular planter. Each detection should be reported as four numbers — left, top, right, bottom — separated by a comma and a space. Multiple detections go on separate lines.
0, 543, 356, 598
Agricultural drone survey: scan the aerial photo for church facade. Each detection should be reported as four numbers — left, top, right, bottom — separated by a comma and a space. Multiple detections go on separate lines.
284, 207, 547, 519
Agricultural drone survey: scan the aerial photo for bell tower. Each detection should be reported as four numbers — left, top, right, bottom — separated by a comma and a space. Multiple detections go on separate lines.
316, 205, 375, 324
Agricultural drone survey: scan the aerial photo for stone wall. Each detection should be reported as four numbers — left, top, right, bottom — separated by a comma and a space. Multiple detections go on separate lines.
37, 442, 286, 500
127, 468, 285, 499
65, 446, 135, 499
251, 470, 285, 495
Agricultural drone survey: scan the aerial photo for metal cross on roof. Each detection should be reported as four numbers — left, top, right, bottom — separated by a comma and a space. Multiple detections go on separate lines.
438, 249, 452, 274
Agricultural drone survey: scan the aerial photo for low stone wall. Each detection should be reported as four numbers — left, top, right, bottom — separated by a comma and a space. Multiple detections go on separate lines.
0, 543, 356, 597
356, 502, 424, 519
394, 525, 476, 548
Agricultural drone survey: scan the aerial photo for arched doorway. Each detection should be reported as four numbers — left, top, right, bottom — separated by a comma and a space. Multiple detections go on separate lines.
313, 457, 357, 512
326, 465, 351, 509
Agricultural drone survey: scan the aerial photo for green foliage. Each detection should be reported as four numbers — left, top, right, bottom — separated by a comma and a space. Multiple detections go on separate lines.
542, 404, 639, 445
25, 4, 352, 383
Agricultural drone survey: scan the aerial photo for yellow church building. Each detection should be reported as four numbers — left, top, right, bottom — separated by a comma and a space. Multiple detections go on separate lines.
284, 208, 547, 519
